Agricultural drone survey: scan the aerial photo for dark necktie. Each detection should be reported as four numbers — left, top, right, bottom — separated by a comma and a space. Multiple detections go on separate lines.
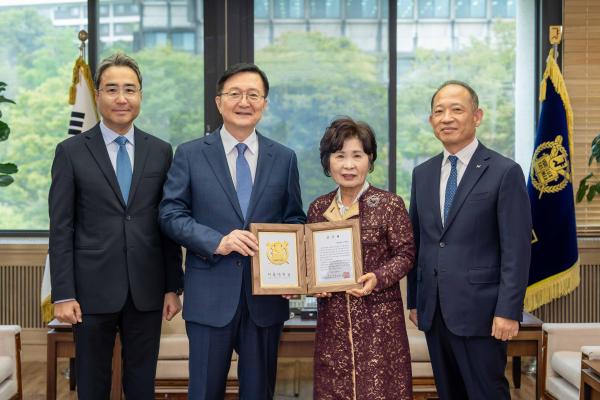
443, 155, 458, 225
115, 136, 132, 203
235, 143, 252, 219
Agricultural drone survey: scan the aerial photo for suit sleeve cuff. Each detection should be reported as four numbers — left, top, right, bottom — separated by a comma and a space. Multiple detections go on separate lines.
53, 298, 76, 304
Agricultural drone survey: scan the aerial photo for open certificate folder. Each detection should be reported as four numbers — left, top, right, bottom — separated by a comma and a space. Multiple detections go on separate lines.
250, 220, 363, 295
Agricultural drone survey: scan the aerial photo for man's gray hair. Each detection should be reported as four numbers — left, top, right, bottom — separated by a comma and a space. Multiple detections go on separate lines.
94, 53, 143, 89
430, 80, 479, 111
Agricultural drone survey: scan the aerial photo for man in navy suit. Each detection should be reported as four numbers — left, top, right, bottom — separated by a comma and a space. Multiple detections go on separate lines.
159, 63, 306, 399
407, 80, 532, 399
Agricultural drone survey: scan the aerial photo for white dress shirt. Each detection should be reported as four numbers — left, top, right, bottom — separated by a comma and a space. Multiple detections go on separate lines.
439, 138, 479, 224
99, 121, 135, 172
220, 126, 259, 187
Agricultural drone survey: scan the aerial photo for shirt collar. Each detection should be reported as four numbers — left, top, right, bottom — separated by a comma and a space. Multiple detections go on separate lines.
220, 126, 258, 155
335, 180, 370, 209
443, 137, 478, 166
100, 121, 135, 146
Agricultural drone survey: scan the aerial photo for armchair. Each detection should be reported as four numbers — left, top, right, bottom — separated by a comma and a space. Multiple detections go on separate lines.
541, 323, 600, 400
0, 325, 22, 400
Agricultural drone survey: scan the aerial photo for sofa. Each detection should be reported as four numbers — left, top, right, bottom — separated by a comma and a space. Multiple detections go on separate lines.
0, 325, 22, 400
541, 323, 600, 400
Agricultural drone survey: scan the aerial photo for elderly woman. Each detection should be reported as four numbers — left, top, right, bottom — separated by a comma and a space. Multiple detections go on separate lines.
309, 117, 415, 399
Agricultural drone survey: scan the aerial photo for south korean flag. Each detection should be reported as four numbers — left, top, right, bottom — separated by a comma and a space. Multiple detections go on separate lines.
68, 57, 98, 135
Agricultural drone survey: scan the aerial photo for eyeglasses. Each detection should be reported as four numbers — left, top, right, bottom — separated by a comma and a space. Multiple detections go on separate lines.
98, 86, 141, 98
219, 90, 265, 103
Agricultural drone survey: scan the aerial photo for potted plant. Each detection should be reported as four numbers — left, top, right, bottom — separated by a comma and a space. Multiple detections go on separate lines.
0, 81, 17, 186
576, 132, 600, 202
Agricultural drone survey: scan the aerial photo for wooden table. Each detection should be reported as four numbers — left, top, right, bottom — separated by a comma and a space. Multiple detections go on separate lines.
581, 359, 600, 400
46, 319, 122, 400
280, 312, 543, 399
507, 312, 543, 400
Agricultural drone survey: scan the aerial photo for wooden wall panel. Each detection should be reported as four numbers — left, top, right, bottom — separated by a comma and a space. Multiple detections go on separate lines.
566, 0, 600, 234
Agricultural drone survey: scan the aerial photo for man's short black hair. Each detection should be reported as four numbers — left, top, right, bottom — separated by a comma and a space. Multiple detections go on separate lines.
217, 63, 270, 97
430, 80, 479, 111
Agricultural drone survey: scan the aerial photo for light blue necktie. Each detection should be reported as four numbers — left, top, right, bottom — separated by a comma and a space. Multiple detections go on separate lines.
115, 136, 132, 203
443, 155, 458, 225
235, 143, 252, 219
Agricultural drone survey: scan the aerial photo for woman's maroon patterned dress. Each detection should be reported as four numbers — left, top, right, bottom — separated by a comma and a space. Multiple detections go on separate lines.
308, 186, 416, 400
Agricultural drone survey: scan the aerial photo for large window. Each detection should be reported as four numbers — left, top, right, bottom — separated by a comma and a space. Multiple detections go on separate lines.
0, 0, 203, 230
310, 0, 341, 18
100, 0, 203, 147
396, 0, 517, 199
0, 0, 531, 231
0, 3, 81, 230
418, 0, 450, 18
255, 0, 389, 209
455, 0, 486, 18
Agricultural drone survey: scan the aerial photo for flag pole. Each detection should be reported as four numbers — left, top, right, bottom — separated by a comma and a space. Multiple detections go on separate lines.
78, 30, 88, 61
550, 25, 563, 62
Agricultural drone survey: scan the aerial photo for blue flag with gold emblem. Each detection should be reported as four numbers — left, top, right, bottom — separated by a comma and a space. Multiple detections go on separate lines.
525, 48, 580, 312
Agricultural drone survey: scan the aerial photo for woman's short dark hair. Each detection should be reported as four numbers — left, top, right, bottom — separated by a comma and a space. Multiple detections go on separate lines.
319, 117, 377, 177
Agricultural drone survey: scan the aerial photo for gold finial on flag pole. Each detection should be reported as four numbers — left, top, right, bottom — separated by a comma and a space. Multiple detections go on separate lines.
549, 26, 563, 61
78, 30, 88, 60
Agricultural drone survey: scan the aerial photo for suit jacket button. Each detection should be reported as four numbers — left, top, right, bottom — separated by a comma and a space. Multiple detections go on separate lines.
434, 268, 438, 276
236, 261, 242, 267
439, 242, 445, 248
126, 215, 132, 221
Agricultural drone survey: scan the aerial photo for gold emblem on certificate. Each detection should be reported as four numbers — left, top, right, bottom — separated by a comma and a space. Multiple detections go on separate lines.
266, 241, 289, 265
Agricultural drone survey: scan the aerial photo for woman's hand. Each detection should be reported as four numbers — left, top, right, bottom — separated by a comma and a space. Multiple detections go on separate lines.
347, 272, 377, 298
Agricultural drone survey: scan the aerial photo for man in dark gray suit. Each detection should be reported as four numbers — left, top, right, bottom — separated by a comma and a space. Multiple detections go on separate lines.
49, 53, 183, 399
407, 80, 532, 399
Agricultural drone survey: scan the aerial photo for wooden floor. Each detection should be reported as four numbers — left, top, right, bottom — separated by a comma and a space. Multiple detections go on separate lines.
23, 357, 536, 399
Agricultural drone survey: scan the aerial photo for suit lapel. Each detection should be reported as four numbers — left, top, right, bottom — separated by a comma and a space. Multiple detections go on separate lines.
245, 133, 275, 223
202, 130, 245, 222
127, 127, 150, 208
442, 143, 490, 236
84, 124, 126, 208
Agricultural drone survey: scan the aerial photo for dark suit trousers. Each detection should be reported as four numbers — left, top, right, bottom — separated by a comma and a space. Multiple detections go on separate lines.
425, 297, 510, 400
72, 294, 162, 400
186, 291, 283, 400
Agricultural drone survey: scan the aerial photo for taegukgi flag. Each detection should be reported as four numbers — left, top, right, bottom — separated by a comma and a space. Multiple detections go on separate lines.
41, 56, 98, 323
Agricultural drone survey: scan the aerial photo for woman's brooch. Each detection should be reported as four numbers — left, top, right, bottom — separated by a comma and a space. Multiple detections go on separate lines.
366, 195, 381, 208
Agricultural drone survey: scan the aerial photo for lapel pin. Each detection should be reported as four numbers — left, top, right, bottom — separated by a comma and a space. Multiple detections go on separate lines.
476, 164, 481, 168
